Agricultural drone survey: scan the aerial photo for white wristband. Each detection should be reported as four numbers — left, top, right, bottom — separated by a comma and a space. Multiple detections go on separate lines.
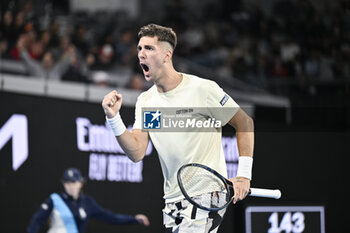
106, 113, 126, 136
236, 156, 253, 180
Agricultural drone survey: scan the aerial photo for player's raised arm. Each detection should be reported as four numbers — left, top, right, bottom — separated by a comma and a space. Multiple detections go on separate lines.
102, 90, 149, 162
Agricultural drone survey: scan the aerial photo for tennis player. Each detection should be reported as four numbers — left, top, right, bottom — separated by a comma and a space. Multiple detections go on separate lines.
102, 24, 254, 233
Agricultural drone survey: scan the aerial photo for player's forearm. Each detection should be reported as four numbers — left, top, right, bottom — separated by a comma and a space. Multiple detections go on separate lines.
102, 91, 148, 162
116, 130, 147, 162
236, 130, 254, 157
234, 115, 254, 180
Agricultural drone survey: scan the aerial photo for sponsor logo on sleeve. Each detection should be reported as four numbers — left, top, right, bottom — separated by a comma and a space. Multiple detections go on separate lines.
220, 94, 229, 106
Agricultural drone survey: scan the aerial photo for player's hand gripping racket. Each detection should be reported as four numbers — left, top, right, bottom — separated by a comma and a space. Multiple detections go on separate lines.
177, 163, 281, 211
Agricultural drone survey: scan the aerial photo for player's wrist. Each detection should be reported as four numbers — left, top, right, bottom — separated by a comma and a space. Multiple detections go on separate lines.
236, 156, 253, 180
106, 112, 126, 136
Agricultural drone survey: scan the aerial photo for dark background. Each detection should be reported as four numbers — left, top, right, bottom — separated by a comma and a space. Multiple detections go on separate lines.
0, 91, 348, 233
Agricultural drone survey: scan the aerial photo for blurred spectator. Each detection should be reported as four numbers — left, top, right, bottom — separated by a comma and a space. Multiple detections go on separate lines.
270, 58, 288, 78
9, 33, 27, 60
0, 11, 14, 42
58, 36, 74, 60
127, 73, 146, 91
94, 44, 115, 70
21, 0, 37, 23
18, 35, 73, 80
9, 29, 38, 60
304, 51, 320, 80
12, 11, 26, 41
247, 55, 267, 87
280, 40, 300, 63
71, 24, 90, 56
182, 22, 204, 51
28, 40, 44, 60
0, 39, 10, 58
228, 40, 253, 80
61, 53, 90, 83
115, 28, 137, 66
85, 52, 97, 70
39, 30, 52, 50
47, 20, 60, 48
92, 71, 110, 86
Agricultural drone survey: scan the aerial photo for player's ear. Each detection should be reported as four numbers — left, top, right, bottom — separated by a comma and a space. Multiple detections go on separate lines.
161, 42, 173, 63
164, 49, 173, 63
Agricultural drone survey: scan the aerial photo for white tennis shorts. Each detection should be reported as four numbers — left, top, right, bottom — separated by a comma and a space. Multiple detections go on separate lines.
163, 193, 227, 233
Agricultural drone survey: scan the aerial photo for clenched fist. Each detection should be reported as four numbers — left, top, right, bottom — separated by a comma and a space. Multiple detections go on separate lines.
102, 90, 122, 118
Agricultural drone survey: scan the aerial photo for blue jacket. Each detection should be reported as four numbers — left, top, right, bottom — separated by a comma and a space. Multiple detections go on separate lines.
27, 192, 139, 233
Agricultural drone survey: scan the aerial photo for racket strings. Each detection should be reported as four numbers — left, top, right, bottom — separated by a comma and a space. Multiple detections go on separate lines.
179, 166, 231, 209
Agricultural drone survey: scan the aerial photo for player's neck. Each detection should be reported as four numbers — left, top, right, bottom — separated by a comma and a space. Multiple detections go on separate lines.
155, 66, 182, 93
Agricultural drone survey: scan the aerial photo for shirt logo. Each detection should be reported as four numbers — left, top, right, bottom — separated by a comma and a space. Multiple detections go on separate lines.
143, 110, 161, 129
220, 94, 229, 106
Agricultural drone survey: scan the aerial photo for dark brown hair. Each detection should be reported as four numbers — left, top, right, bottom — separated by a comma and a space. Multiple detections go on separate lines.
138, 24, 177, 50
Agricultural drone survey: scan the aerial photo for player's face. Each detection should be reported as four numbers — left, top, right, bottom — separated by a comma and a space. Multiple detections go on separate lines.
137, 36, 168, 82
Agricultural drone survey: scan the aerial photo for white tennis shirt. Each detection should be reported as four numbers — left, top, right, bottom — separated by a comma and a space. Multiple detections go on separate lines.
133, 73, 239, 203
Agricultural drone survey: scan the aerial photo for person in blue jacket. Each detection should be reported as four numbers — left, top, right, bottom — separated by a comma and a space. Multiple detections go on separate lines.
27, 168, 150, 233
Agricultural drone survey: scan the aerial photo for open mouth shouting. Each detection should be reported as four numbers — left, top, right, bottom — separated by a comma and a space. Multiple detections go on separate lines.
140, 63, 150, 78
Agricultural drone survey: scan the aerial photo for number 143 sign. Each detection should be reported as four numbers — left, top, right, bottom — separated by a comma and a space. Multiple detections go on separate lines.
245, 206, 325, 233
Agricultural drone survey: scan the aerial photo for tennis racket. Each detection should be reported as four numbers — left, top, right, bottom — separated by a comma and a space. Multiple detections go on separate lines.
177, 163, 281, 211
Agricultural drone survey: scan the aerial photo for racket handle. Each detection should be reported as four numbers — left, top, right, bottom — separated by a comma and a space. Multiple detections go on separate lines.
249, 188, 281, 199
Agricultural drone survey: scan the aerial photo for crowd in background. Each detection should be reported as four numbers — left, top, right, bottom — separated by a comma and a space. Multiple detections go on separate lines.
162, 0, 349, 97
0, 0, 349, 96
